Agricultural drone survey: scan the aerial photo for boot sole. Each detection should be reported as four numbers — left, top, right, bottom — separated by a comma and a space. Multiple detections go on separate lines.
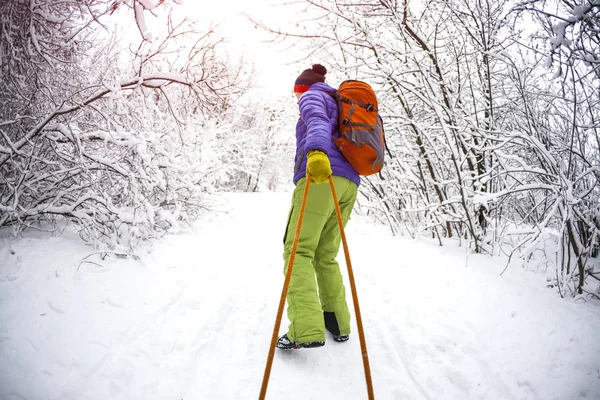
277, 341, 325, 350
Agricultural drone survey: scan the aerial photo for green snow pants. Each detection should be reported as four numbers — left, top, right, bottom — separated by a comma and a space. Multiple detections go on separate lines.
283, 176, 358, 344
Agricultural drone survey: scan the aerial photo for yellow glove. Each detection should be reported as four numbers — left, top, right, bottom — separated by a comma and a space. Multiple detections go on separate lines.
306, 150, 332, 184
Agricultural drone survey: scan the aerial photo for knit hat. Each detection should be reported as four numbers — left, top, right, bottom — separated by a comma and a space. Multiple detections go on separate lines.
294, 64, 327, 93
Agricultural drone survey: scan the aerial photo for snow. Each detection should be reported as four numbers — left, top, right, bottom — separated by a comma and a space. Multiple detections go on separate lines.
1, 191, 599, 400
133, 1, 154, 43
137, 0, 161, 10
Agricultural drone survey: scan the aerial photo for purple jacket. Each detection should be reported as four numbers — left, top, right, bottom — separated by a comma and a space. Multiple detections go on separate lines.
292, 82, 360, 187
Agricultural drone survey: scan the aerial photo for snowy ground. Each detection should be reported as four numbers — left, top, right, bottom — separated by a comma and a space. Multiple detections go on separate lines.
1, 191, 599, 400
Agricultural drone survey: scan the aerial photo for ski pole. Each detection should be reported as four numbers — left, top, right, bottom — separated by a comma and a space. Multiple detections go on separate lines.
329, 175, 374, 400
259, 174, 312, 400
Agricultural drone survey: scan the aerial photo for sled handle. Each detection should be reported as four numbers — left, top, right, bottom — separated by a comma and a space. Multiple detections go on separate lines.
259, 174, 312, 400
329, 175, 375, 400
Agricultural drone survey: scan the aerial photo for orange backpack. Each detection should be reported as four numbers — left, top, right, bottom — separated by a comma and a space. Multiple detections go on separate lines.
334, 80, 385, 176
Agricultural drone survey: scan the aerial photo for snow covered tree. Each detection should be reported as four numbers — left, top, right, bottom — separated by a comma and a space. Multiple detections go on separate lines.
0, 0, 251, 252
256, 0, 518, 251
251, 0, 600, 297
513, 0, 600, 81
202, 92, 297, 192
501, 0, 600, 296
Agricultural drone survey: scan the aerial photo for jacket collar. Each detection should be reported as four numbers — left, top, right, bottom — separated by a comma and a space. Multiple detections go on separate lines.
308, 82, 337, 95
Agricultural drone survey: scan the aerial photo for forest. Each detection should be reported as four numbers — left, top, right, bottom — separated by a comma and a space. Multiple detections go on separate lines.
1, 0, 599, 298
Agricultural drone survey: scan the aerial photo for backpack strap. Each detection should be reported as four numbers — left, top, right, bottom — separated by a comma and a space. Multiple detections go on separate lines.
339, 96, 378, 134
340, 96, 378, 112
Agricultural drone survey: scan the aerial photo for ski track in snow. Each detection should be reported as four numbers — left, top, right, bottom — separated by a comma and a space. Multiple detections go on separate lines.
1, 191, 599, 400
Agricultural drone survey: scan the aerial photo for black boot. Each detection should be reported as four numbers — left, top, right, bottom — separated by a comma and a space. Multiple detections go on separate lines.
324, 311, 349, 342
277, 334, 325, 350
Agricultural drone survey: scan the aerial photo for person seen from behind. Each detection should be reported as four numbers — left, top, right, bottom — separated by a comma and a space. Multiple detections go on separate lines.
277, 64, 360, 350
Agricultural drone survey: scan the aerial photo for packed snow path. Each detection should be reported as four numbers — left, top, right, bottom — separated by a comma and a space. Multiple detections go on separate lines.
1, 192, 599, 400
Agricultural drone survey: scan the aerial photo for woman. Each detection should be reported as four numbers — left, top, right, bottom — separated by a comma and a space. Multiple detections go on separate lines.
277, 64, 360, 350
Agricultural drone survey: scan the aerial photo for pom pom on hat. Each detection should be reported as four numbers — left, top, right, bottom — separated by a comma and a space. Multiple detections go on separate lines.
294, 64, 327, 93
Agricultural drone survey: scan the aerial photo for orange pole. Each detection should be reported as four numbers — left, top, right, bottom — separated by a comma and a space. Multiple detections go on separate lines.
259, 175, 312, 400
329, 175, 374, 399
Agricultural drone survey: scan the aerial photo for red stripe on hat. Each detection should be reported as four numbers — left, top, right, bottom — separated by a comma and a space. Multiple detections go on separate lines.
294, 84, 310, 93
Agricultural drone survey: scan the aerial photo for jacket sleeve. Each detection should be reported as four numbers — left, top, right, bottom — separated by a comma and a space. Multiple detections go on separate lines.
298, 91, 334, 155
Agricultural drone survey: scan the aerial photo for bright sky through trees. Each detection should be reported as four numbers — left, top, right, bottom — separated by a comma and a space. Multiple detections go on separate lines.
178, 0, 309, 94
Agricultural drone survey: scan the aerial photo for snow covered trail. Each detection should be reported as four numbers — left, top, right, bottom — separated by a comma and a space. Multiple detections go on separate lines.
1, 191, 599, 400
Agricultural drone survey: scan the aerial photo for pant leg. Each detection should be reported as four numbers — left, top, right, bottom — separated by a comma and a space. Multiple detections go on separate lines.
283, 178, 337, 344
314, 176, 357, 336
